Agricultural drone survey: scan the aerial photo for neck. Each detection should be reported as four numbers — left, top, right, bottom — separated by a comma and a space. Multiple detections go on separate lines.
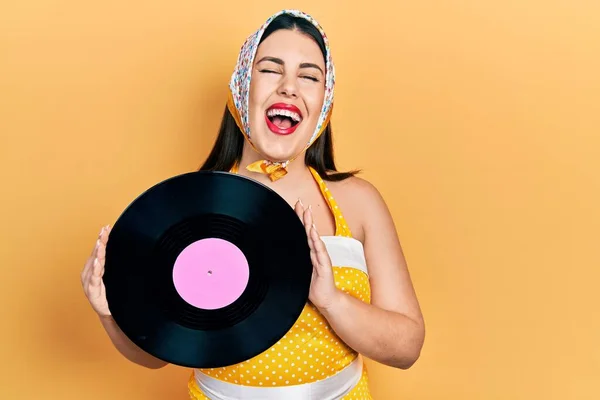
237, 144, 312, 187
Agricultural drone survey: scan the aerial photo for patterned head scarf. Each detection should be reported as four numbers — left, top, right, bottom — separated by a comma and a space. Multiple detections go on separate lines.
226, 9, 335, 181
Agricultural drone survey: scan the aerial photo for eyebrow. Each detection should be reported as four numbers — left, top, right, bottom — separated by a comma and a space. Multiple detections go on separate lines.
256, 56, 324, 75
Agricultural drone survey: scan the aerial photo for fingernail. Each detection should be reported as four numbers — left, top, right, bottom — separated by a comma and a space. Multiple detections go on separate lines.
312, 223, 317, 230
96, 239, 101, 248
298, 198, 303, 206
308, 205, 312, 211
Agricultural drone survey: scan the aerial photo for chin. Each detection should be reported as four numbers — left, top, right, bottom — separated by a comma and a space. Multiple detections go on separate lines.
253, 142, 301, 163
251, 126, 312, 164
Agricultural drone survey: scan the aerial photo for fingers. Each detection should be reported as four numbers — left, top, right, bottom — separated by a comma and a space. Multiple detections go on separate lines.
86, 254, 105, 303
306, 217, 332, 272
297, 204, 331, 265
96, 238, 106, 263
310, 224, 330, 266
82, 225, 109, 289
294, 198, 305, 223
89, 257, 104, 289
302, 207, 331, 269
82, 252, 100, 292
99, 225, 111, 245
309, 245, 319, 269
303, 205, 313, 238
81, 246, 97, 287
89, 226, 105, 256
97, 224, 111, 265
296, 198, 314, 240
81, 225, 112, 316
91, 229, 107, 284
82, 226, 104, 285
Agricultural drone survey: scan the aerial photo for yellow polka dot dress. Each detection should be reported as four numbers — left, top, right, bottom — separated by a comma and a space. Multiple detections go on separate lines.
188, 167, 373, 399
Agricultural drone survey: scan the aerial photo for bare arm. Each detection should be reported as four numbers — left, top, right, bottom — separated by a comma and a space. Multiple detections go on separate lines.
318, 180, 425, 369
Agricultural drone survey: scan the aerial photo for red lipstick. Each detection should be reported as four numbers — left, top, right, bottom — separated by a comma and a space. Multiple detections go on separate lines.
265, 103, 303, 135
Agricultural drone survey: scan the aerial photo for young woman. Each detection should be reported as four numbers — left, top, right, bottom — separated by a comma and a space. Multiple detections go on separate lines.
81, 9, 425, 399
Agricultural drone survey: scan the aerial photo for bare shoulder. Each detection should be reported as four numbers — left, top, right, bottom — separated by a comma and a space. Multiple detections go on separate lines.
328, 175, 386, 207
329, 173, 422, 329
327, 175, 392, 242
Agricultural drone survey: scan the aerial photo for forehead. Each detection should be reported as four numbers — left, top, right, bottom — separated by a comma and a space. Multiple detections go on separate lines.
255, 29, 325, 67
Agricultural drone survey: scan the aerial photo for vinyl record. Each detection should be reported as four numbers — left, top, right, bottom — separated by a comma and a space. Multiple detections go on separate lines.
103, 171, 313, 369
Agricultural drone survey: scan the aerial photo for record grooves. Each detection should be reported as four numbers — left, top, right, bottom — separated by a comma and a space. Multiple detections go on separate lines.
103, 171, 312, 368
153, 213, 268, 331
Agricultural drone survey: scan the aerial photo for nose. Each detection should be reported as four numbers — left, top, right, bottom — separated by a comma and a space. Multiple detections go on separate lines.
277, 75, 298, 98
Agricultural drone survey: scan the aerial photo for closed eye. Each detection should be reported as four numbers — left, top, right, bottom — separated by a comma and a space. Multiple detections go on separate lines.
259, 68, 319, 82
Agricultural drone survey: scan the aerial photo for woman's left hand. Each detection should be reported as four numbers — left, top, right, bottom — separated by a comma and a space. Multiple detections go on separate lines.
294, 199, 341, 312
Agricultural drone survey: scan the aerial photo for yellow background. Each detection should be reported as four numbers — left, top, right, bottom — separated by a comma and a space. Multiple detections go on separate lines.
1, 0, 599, 398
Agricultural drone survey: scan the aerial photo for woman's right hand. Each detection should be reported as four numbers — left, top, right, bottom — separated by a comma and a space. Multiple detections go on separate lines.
81, 225, 111, 318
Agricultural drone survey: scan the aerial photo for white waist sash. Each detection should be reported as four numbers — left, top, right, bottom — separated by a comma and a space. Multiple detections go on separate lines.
194, 355, 363, 400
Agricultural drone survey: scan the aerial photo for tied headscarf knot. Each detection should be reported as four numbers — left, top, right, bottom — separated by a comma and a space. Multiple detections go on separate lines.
246, 160, 290, 181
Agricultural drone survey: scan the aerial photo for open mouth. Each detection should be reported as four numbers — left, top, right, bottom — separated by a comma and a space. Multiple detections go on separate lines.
265, 103, 303, 135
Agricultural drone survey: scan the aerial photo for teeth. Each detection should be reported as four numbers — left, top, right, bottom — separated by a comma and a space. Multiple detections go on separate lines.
267, 108, 302, 122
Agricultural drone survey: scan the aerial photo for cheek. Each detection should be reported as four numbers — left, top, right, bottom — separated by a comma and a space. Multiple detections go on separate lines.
305, 87, 326, 118
248, 84, 262, 114
249, 75, 273, 113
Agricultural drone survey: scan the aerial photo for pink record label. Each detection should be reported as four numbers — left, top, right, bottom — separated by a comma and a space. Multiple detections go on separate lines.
172, 238, 250, 310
